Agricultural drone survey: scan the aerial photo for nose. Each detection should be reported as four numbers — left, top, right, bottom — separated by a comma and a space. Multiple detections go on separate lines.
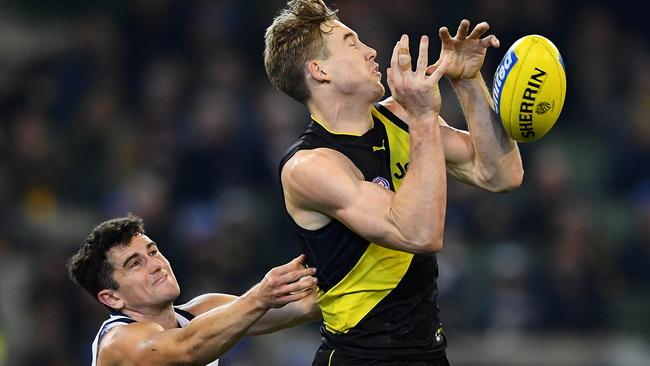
149, 257, 164, 273
366, 46, 377, 61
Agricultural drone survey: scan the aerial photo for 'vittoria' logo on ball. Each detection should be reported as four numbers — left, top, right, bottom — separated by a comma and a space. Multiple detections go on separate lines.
535, 101, 552, 114
372, 176, 390, 189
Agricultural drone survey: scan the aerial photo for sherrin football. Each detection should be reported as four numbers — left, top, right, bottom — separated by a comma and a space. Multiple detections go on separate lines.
492, 35, 566, 142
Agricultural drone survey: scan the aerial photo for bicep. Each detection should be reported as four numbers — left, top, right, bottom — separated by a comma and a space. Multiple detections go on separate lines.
283, 150, 412, 251
440, 122, 482, 185
383, 97, 503, 191
102, 323, 190, 366
381, 98, 482, 186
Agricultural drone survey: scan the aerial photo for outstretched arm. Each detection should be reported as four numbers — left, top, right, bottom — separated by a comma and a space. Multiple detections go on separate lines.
247, 287, 321, 335
98, 256, 317, 366
438, 20, 523, 192
381, 21, 523, 192
179, 284, 320, 336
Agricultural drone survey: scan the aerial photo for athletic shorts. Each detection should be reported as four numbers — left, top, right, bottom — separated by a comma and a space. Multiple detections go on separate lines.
312, 344, 450, 366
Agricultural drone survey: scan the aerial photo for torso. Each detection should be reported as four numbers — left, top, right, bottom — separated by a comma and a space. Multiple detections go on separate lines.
279, 103, 446, 361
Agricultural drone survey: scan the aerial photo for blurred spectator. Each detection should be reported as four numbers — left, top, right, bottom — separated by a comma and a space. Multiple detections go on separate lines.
0, 0, 647, 364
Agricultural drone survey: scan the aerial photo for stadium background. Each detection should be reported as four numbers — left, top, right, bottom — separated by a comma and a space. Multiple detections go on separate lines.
0, 0, 648, 364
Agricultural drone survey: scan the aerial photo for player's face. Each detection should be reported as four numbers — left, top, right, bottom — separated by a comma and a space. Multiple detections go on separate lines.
108, 234, 180, 310
320, 21, 384, 101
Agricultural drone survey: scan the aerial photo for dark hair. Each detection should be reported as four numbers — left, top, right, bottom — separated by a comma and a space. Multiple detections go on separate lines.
67, 214, 145, 299
264, 0, 339, 104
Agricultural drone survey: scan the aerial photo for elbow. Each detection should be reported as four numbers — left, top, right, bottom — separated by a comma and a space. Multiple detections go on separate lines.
410, 232, 444, 254
425, 236, 444, 253
482, 165, 524, 193
510, 166, 525, 190
499, 166, 524, 192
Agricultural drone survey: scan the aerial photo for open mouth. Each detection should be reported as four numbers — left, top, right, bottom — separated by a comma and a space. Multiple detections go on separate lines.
373, 64, 381, 77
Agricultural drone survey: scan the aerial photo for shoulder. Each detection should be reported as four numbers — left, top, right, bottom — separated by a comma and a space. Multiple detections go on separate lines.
281, 148, 365, 210
282, 148, 362, 192
97, 321, 164, 365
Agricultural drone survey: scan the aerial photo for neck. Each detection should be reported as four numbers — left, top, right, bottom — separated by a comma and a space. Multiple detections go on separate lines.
308, 94, 374, 135
119, 303, 178, 329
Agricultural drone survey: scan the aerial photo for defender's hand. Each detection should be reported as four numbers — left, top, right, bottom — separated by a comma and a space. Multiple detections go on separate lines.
387, 34, 450, 119
255, 254, 317, 309
429, 19, 499, 81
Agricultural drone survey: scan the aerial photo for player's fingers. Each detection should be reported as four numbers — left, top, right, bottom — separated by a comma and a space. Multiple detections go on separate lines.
277, 289, 312, 304
456, 19, 470, 40
429, 54, 451, 84
398, 34, 411, 72
273, 254, 306, 274
293, 254, 306, 265
468, 21, 489, 39
390, 41, 401, 73
438, 26, 453, 44
278, 266, 317, 284
480, 34, 500, 48
282, 276, 318, 294
386, 67, 399, 92
425, 63, 438, 76
416, 35, 429, 76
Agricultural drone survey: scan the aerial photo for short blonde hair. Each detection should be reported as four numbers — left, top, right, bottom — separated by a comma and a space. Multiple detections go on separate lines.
264, 0, 338, 104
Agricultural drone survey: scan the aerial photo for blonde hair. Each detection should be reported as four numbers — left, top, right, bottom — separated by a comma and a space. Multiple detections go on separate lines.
264, 0, 338, 104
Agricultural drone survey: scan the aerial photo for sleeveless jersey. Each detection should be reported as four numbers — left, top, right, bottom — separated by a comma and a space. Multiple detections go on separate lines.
279, 103, 446, 360
91, 307, 219, 366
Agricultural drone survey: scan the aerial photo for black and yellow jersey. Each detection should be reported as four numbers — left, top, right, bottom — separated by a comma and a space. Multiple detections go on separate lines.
279, 103, 446, 360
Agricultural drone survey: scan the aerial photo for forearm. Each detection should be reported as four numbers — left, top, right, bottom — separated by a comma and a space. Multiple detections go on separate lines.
181, 289, 267, 364
389, 113, 447, 253
451, 75, 523, 190
246, 298, 320, 336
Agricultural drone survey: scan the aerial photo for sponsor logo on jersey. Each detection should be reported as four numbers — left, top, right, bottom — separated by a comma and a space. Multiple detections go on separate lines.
372, 139, 386, 152
372, 176, 390, 189
393, 161, 409, 180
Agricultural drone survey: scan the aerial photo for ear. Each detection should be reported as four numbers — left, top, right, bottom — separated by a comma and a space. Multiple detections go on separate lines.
98, 289, 125, 310
306, 60, 331, 82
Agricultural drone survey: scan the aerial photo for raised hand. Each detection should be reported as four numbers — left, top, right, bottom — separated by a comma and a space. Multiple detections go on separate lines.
387, 34, 450, 120
255, 254, 317, 309
430, 19, 500, 81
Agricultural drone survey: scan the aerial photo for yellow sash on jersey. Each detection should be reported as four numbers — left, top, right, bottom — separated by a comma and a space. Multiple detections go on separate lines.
318, 105, 414, 334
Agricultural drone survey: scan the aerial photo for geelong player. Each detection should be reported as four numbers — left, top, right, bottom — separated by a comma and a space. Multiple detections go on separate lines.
68, 214, 321, 366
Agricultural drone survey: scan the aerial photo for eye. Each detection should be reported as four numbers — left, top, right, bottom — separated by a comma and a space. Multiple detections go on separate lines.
149, 249, 158, 256
130, 259, 142, 269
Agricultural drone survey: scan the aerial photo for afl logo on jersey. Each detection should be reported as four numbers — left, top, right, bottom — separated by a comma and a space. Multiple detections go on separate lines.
372, 176, 390, 189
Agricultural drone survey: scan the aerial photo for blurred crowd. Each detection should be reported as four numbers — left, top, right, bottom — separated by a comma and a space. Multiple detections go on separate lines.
0, 0, 648, 365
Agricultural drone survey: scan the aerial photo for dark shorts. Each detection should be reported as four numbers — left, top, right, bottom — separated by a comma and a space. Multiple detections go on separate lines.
312, 344, 451, 366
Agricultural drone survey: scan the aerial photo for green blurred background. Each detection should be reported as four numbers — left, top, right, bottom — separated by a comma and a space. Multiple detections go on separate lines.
0, 0, 648, 365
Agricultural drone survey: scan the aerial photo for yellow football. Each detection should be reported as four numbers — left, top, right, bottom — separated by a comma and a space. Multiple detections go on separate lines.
492, 35, 566, 142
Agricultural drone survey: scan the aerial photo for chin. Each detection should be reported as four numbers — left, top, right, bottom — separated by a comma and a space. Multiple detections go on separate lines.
162, 288, 181, 303
157, 280, 181, 301
371, 83, 385, 102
